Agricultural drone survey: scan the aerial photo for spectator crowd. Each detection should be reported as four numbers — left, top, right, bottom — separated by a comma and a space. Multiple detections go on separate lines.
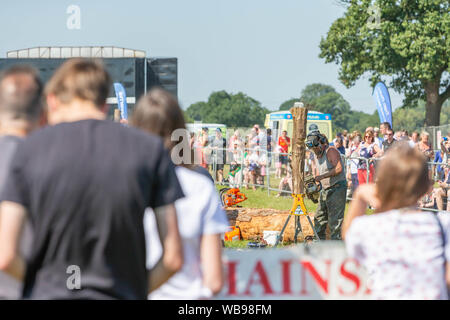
191, 118, 450, 213
0, 59, 228, 300
0, 58, 448, 300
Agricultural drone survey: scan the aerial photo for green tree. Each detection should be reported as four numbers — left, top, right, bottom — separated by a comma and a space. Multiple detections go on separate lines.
299, 83, 352, 134
182, 109, 194, 123
346, 110, 379, 134
319, 0, 450, 126
439, 99, 450, 126
393, 102, 426, 133
301, 83, 336, 103
279, 98, 299, 111
186, 90, 269, 127
393, 100, 450, 133
185, 101, 210, 122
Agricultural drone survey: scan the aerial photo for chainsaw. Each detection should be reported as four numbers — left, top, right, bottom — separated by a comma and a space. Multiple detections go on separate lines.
219, 187, 248, 207
303, 174, 322, 203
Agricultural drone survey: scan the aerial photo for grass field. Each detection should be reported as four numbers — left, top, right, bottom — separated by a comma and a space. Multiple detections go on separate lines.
215, 185, 359, 215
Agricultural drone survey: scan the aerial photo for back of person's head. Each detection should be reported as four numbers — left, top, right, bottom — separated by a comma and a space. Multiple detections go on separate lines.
45, 58, 111, 108
381, 122, 391, 130
131, 87, 186, 152
376, 142, 430, 212
0, 65, 43, 121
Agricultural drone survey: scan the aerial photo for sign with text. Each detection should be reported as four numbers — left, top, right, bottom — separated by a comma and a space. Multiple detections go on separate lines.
217, 242, 371, 300
372, 82, 393, 128
269, 112, 332, 121
113, 82, 128, 120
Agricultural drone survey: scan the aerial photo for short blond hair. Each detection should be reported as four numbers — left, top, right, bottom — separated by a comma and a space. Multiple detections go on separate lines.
376, 142, 430, 212
45, 58, 111, 108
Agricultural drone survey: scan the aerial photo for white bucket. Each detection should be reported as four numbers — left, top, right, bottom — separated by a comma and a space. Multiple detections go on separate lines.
263, 230, 280, 246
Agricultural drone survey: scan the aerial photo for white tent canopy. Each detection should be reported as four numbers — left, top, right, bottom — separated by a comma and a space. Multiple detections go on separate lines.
6, 46, 146, 59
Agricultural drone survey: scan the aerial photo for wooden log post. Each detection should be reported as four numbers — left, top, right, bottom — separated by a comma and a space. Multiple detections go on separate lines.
289, 102, 308, 194
113, 109, 121, 123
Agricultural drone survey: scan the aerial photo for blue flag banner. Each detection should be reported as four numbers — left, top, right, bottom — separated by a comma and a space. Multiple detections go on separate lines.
372, 82, 393, 128
113, 83, 128, 120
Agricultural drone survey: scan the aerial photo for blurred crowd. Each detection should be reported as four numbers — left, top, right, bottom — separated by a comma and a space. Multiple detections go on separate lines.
340, 125, 450, 211
0, 58, 448, 301
190, 119, 450, 212
0, 59, 228, 300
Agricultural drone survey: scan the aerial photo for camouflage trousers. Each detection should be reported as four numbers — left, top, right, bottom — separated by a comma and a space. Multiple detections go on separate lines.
313, 181, 347, 240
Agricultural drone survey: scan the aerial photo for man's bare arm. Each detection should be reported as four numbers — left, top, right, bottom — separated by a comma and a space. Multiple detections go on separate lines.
446, 262, 450, 289
200, 234, 224, 296
0, 201, 27, 281
342, 184, 380, 239
148, 204, 183, 294
310, 157, 319, 177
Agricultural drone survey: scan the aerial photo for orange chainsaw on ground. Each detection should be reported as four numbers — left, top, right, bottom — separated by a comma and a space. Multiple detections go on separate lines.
219, 187, 247, 207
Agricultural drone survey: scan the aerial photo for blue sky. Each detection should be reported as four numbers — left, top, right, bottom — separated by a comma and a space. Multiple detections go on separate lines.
0, 0, 403, 112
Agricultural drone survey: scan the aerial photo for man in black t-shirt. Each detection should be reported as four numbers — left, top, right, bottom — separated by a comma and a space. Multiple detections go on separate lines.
0, 59, 184, 299
382, 129, 396, 154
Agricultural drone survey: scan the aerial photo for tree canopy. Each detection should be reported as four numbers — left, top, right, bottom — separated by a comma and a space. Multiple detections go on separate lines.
277, 82, 450, 135
278, 83, 353, 134
300, 84, 352, 134
185, 90, 269, 127
319, 0, 449, 126
279, 98, 299, 111
393, 100, 450, 133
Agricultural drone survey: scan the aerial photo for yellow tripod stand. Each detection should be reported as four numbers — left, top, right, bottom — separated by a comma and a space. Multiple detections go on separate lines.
274, 193, 320, 246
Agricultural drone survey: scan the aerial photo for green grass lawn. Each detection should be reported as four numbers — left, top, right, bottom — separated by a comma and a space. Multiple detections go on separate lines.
217, 186, 297, 211
223, 240, 252, 249
215, 184, 366, 217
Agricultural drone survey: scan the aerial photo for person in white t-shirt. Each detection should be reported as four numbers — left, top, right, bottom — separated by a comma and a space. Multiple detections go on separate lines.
346, 135, 362, 195
144, 167, 229, 300
131, 88, 229, 300
373, 127, 383, 149
409, 131, 419, 148
342, 142, 450, 300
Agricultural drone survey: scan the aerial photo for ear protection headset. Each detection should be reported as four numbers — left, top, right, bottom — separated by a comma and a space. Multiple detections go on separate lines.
306, 131, 327, 148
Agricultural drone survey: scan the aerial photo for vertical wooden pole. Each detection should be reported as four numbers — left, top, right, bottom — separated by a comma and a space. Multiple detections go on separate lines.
289, 102, 308, 194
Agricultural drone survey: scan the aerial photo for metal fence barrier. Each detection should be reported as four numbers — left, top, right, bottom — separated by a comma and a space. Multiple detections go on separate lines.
421, 124, 450, 150
194, 146, 450, 213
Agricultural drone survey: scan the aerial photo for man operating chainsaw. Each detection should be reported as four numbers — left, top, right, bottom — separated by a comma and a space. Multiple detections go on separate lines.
307, 131, 347, 240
